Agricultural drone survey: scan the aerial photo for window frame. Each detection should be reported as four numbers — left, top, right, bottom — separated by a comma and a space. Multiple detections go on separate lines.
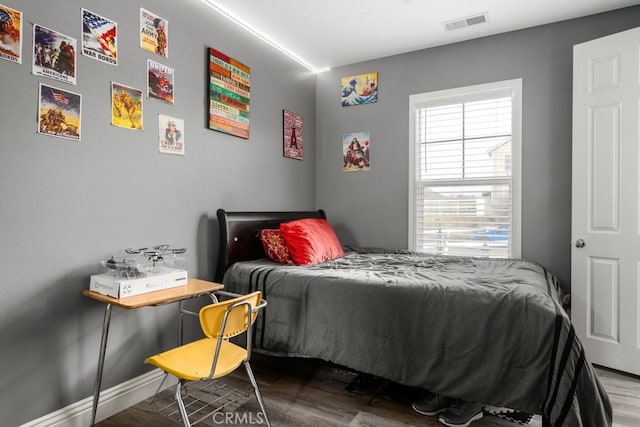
408, 79, 522, 257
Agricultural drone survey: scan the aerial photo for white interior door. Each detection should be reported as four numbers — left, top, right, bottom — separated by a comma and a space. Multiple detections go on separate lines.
572, 26, 640, 376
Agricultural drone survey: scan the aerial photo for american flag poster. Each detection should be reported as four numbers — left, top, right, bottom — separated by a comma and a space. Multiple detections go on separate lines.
81, 8, 117, 65
38, 83, 82, 141
0, 3, 23, 64
33, 24, 77, 85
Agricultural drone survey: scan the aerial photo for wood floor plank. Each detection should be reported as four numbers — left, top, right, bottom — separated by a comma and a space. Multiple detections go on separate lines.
97, 355, 640, 426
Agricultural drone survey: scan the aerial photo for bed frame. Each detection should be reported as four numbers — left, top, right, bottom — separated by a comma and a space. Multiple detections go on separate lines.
215, 209, 326, 282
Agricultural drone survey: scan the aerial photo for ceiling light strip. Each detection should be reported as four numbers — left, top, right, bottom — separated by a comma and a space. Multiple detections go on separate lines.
202, 0, 327, 73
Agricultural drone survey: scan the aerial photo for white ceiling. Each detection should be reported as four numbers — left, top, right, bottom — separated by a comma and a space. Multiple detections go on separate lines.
205, 0, 640, 71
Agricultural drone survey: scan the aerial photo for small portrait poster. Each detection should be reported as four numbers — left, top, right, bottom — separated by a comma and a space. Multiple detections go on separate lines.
341, 72, 378, 107
283, 110, 303, 160
140, 8, 168, 58
33, 24, 77, 85
111, 82, 143, 130
81, 8, 117, 65
38, 83, 82, 141
0, 3, 22, 64
159, 114, 184, 155
147, 59, 174, 104
343, 131, 371, 172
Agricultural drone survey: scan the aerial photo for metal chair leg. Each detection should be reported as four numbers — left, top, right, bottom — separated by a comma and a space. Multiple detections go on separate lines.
244, 361, 271, 427
175, 380, 191, 427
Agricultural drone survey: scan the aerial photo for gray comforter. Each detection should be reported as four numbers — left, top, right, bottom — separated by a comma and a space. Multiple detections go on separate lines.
223, 247, 611, 426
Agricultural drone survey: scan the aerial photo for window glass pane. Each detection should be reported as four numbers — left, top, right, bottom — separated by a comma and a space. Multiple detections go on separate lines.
416, 182, 511, 258
424, 103, 462, 142
465, 97, 512, 138
413, 86, 516, 258
464, 136, 511, 179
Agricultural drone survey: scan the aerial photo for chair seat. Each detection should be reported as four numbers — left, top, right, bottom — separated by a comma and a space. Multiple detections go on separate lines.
145, 338, 247, 381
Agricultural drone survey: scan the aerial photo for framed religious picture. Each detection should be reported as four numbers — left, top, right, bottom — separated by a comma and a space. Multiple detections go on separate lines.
283, 110, 303, 160
343, 131, 371, 172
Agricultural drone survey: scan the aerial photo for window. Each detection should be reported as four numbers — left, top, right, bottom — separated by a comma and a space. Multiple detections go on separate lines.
409, 79, 522, 258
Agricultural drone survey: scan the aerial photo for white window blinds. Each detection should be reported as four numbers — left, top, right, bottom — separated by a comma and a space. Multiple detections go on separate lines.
410, 80, 521, 258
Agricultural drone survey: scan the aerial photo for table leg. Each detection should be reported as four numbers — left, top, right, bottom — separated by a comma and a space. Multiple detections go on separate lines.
91, 303, 112, 426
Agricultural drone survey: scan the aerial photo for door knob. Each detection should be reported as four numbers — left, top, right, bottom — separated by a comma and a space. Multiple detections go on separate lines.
575, 239, 586, 248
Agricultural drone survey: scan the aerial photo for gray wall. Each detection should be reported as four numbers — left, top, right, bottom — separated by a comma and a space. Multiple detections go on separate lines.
316, 6, 640, 291
0, 0, 316, 424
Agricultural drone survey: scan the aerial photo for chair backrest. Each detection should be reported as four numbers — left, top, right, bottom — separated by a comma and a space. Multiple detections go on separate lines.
199, 291, 262, 339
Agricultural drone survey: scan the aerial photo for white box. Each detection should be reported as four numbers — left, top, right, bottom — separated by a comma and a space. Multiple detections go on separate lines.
89, 267, 188, 298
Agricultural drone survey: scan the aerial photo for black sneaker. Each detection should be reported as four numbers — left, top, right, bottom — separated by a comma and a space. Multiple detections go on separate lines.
411, 392, 453, 416
438, 401, 483, 427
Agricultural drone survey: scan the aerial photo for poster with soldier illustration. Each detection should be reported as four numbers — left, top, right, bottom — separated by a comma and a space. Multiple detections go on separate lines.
111, 82, 143, 130
0, 3, 22, 64
140, 8, 167, 58
38, 83, 82, 141
33, 24, 77, 85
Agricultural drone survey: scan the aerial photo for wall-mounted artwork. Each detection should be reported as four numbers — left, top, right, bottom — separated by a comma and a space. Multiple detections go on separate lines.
208, 47, 250, 139
33, 24, 77, 85
341, 72, 378, 107
111, 82, 143, 130
0, 3, 22, 64
81, 8, 117, 65
38, 83, 81, 141
140, 8, 167, 58
147, 59, 174, 104
159, 114, 184, 155
343, 131, 371, 172
283, 110, 303, 160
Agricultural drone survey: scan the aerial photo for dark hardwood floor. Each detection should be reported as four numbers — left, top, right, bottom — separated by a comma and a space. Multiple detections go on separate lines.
98, 353, 640, 426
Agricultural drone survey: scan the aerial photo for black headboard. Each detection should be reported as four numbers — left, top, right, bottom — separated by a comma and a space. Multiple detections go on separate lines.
215, 209, 326, 282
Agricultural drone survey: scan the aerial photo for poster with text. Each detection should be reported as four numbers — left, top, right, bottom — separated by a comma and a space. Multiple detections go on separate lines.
111, 82, 143, 130
33, 24, 77, 85
341, 72, 378, 106
208, 47, 250, 139
0, 3, 22, 63
38, 83, 81, 141
147, 59, 174, 104
159, 114, 184, 155
343, 131, 371, 172
283, 110, 303, 160
140, 8, 167, 58
81, 8, 117, 65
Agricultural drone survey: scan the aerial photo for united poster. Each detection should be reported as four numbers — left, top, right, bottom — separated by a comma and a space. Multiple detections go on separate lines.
147, 59, 174, 104
111, 82, 143, 130
81, 8, 117, 65
33, 24, 77, 85
0, 3, 22, 64
38, 83, 82, 141
140, 8, 167, 58
208, 47, 250, 139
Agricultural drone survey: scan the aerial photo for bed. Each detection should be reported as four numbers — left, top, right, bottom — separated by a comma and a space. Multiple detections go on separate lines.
215, 209, 612, 427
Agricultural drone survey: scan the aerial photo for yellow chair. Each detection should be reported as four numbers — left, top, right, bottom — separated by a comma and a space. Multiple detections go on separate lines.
145, 291, 270, 426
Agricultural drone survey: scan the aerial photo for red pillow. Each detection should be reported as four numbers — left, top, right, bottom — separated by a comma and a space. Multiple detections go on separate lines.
279, 218, 344, 265
259, 229, 292, 264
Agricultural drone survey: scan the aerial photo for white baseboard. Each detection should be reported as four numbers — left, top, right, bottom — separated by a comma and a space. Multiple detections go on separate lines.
21, 369, 177, 427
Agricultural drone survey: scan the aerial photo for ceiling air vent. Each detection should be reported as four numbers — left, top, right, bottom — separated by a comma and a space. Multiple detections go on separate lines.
444, 12, 489, 31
